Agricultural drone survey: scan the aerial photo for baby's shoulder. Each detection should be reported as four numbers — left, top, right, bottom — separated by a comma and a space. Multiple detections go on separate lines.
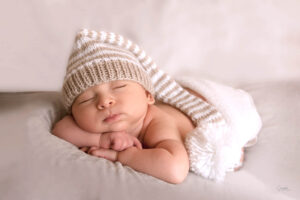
146, 105, 177, 129
142, 105, 181, 148
148, 104, 173, 120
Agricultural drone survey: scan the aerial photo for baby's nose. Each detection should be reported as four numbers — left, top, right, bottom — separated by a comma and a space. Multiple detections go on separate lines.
97, 98, 115, 109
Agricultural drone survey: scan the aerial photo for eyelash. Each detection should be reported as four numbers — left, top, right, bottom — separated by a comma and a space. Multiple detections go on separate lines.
114, 84, 127, 89
78, 84, 126, 104
79, 96, 95, 104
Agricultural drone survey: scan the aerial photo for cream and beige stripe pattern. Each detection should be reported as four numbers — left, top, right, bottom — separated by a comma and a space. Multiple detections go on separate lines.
63, 29, 226, 127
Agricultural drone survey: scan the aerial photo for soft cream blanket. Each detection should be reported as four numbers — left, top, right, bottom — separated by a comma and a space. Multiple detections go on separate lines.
176, 77, 262, 181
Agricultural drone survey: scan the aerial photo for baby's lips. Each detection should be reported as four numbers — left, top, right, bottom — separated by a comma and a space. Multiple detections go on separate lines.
103, 114, 120, 122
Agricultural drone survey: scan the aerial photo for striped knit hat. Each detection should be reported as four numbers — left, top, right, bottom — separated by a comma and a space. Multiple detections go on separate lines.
62, 29, 154, 111
63, 28, 225, 126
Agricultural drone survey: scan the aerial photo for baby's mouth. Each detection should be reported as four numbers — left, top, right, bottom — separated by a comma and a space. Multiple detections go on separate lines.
103, 114, 121, 123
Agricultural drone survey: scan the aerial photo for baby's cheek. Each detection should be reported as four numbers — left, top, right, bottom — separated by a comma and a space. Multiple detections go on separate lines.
74, 114, 98, 132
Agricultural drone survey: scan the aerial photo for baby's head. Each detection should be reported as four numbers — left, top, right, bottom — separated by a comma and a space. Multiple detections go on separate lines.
62, 29, 155, 133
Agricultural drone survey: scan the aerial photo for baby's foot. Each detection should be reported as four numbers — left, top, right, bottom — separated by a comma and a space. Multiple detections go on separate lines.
234, 148, 244, 171
227, 148, 245, 172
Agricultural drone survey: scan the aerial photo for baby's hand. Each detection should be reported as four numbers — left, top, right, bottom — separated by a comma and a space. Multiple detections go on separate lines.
99, 131, 142, 151
87, 147, 118, 162
79, 146, 118, 162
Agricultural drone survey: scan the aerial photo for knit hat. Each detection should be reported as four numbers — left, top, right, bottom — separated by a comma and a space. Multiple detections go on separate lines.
62, 29, 154, 111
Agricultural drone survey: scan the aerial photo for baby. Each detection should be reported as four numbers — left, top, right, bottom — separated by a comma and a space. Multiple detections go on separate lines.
53, 79, 202, 184
53, 29, 244, 184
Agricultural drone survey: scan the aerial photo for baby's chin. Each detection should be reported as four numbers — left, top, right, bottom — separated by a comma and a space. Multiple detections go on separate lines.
102, 122, 129, 133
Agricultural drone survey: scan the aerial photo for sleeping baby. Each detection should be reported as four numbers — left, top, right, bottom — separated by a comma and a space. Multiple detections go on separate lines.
52, 29, 260, 184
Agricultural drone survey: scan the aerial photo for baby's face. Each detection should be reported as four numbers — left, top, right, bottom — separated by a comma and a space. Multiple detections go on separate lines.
71, 80, 154, 135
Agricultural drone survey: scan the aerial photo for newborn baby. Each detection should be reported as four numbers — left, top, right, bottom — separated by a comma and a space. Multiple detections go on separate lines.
53, 29, 249, 184
53, 79, 207, 184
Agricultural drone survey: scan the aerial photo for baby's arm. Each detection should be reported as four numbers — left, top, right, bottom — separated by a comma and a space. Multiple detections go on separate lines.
118, 139, 189, 184
52, 115, 100, 147
52, 115, 142, 150
99, 131, 142, 151
92, 116, 190, 184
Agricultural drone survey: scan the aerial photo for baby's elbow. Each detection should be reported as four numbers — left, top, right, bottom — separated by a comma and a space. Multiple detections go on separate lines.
51, 123, 61, 137
51, 116, 70, 137
165, 162, 189, 184
52, 120, 65, 138
167, 174, 186, 184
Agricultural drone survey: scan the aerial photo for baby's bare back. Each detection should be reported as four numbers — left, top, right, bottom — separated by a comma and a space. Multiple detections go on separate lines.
154, 88, 205, 140
155, 102, 195, 140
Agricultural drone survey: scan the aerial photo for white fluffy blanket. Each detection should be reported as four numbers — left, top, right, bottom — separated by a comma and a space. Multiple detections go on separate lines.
176, 77, 262, 181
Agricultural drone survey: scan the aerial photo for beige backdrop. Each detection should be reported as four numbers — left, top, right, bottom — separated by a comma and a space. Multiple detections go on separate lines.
0, 0, 299, 91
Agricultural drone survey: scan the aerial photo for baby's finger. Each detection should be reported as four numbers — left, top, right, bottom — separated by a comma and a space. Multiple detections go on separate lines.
133, 137, 143, 149
87, 146, 98, 154
90, 148, 118, 161
79, 147, 89, 152
111, 138, 123, 151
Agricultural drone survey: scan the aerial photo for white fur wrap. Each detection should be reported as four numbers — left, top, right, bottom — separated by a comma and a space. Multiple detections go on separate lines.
176, 77, 262, 182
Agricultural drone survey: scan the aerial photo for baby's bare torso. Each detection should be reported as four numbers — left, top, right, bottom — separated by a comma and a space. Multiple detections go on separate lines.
150, 88, 205, 140
155, 101, 195, 139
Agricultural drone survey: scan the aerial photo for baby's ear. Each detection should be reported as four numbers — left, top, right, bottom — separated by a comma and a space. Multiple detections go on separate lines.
146, 91, 155, 105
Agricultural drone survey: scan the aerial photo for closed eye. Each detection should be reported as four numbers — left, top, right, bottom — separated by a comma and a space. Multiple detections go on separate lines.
113, 84, 127, 89
79, 96, 95, 104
